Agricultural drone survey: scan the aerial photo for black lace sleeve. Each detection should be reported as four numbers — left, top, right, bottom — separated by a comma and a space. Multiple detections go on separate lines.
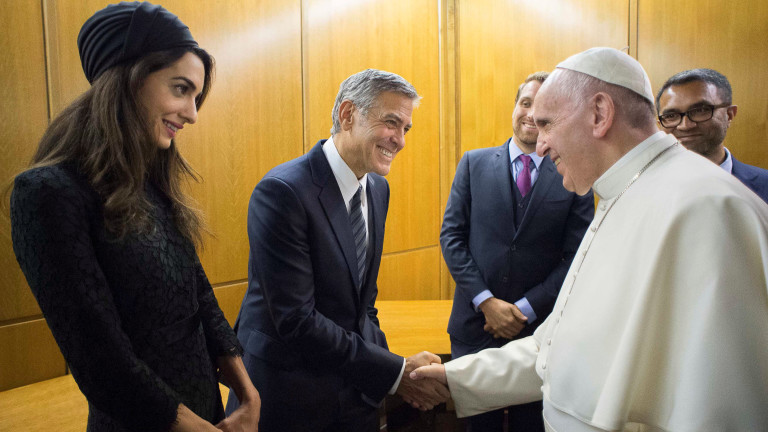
194, 258, 244, 360
10, 166, 180, 432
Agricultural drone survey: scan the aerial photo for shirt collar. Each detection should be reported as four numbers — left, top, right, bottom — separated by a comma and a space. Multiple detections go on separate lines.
322, 136, 368, 206
508, 138, 544, 169
592, 131, 676, 200
720, 147, 733, 174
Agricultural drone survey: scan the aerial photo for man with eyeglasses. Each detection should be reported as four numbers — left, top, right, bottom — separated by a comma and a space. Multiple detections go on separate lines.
656, 68, 768, 202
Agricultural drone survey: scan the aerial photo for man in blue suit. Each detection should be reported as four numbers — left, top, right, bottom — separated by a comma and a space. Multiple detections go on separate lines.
440, 72, 594, 432
227, 69, 449, 431
657, 68, 768, 203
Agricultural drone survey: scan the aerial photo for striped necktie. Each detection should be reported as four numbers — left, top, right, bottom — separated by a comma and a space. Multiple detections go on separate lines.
349, 185, 366, 287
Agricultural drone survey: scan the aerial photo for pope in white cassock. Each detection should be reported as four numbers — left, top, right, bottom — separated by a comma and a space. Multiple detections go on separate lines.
412, 47, 768, 431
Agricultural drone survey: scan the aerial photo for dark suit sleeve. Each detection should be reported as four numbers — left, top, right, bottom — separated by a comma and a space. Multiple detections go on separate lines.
522, 190, 594, 319
440, 153, 492, 304
248, 177, 402, 402
365, 181, 389, 346
732, 158, 768, 204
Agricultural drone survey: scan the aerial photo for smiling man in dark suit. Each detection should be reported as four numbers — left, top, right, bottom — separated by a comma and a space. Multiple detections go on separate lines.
226, 69, 449, 432
440, 71, 594, 432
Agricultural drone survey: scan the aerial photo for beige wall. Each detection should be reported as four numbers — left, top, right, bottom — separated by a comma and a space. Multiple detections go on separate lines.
1, 0, 766, 390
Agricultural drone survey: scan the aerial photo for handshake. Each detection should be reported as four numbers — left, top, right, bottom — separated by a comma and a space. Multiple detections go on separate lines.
395, 351, 451, 411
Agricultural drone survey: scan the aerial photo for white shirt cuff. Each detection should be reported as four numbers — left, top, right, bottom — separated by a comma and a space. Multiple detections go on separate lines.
388, 358, 407, 394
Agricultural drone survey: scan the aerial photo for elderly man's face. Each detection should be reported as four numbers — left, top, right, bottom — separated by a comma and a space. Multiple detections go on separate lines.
534, 78, 598, 196
657, 81, 735, 159
344, 91, 414, 178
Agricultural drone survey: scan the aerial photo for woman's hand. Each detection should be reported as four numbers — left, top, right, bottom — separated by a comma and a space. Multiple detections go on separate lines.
215, 355, 261, 431
215, 392, 260, 432
171, 404, 221, 432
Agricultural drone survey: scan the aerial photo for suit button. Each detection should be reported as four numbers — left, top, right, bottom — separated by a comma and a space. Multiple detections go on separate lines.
542, 363, 547, 370
502, 277, 508, 283
510, 245, 516, 252
547, 338, 552, 345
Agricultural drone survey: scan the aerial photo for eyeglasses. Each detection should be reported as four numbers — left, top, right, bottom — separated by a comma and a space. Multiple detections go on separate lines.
658, 103, 732, 128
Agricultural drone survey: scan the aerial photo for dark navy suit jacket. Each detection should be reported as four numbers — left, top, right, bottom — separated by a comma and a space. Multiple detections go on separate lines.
441, 140, 594, 356
229, 141, 402, 424
732, 156, 768, 203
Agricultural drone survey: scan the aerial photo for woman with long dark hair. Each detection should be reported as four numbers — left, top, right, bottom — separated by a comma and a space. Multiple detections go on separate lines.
10, 2, 259, 431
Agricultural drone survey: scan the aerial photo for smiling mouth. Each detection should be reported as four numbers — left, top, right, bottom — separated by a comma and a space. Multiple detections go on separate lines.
378, 147, 394, 157
163, 120, 182, 134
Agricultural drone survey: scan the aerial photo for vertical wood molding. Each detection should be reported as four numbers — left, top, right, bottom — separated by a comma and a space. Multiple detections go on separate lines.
629, 0, 639, 58
40, 0, 52, 123
439, 0, 459, 300
300, 0, 311, 155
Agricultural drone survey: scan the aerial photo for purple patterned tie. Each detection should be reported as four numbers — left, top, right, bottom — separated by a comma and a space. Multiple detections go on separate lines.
517, 154, 532, 197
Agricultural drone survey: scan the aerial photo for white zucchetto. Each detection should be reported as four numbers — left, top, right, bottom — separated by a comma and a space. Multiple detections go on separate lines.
556, 47, 655, 104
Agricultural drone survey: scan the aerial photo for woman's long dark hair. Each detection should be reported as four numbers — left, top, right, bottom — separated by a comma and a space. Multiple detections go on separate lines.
26, 47, 214, 246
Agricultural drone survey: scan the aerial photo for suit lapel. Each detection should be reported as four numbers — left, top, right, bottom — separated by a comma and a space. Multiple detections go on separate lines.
310, 141, 361, 289
732, 157, 757, 183
494, 140, 517, 242
514, 156, 556, 238
360, 176, 385, 301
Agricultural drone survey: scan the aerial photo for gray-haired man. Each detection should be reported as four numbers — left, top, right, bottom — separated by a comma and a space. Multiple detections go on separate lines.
227, 69, 449, 431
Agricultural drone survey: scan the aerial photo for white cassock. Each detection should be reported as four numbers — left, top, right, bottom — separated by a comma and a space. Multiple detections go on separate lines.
445, 132, 768, 431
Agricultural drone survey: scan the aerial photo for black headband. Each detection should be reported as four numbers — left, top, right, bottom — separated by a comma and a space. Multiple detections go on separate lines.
77, 1, 199, 84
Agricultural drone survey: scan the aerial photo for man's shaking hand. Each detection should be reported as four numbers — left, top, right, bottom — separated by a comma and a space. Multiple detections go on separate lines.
396, 351, 450, 411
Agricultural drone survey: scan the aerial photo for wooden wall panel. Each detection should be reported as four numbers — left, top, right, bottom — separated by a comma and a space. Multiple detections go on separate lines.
439, 0, 459, 300
0, 1, 49, 322
638, 0, 768, 168
457, 0, 630, 157
0, 319, 66, 391
302, 0, 441, 256
43, 1, 104, 116
212, 281, 248, 327
167, 0, 304, 284
378, 247, 441, 300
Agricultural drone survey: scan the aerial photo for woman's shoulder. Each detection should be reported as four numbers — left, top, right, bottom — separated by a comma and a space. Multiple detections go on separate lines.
13, 162, 96, 206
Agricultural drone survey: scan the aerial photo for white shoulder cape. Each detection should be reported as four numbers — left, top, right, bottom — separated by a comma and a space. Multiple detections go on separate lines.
446, 133, 768, 431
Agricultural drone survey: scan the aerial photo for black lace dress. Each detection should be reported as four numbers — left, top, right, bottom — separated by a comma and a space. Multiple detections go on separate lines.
11, 163, 243, 432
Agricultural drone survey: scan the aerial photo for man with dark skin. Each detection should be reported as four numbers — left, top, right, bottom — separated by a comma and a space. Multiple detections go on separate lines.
656, 68, 768, 202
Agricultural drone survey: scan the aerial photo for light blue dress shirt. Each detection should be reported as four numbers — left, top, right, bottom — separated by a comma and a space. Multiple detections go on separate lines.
720, 147, 733, 174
